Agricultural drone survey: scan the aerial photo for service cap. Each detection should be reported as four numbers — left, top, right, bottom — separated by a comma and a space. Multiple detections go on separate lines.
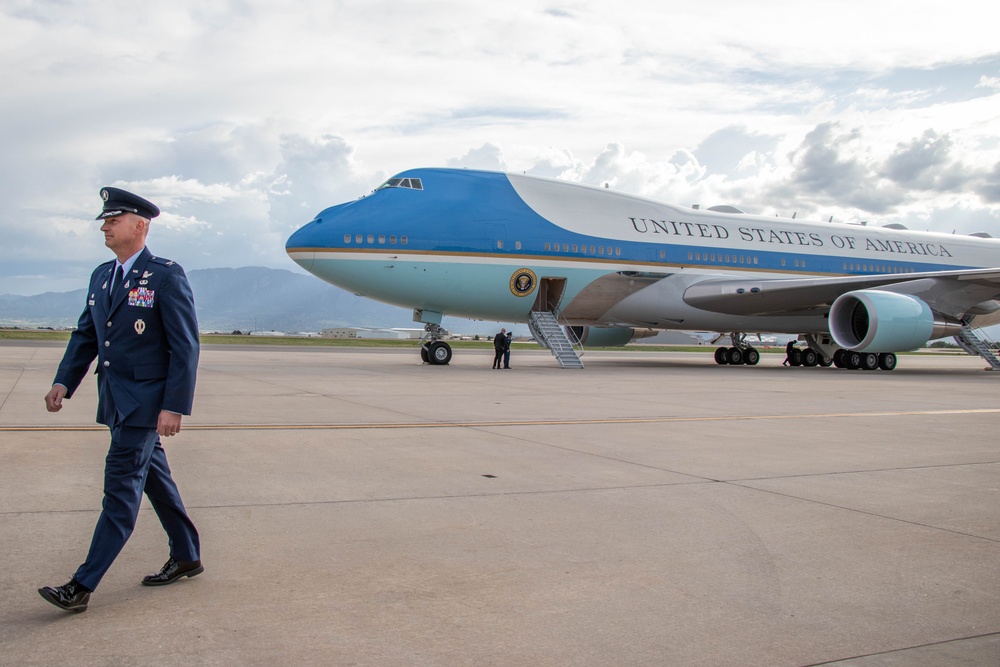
95, 187, 160, 220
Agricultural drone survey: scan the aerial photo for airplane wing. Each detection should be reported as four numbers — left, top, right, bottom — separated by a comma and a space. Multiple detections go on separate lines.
682, 267, 1000, 318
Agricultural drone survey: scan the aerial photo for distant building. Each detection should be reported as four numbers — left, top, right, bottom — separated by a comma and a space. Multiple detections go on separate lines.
321, 327, 410, 340
388, 328, 426, 340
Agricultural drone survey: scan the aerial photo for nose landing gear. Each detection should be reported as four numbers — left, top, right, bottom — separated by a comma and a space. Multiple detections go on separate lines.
419, 322, 453, 365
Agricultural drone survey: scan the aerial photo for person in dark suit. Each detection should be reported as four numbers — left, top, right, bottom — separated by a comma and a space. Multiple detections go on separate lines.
492, 327, 506, 369
38, 187, 203, 613
503, 331, 513, 369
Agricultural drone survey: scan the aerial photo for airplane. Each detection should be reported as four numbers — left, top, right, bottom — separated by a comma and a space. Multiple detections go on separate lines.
285, 167, 1000, 370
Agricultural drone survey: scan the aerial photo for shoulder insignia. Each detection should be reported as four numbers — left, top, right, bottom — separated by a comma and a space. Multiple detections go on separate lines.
149, 256, 180, 269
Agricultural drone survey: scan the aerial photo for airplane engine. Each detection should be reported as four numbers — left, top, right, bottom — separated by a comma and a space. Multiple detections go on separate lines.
829, 290, 962, 352
567, 326, 656, 347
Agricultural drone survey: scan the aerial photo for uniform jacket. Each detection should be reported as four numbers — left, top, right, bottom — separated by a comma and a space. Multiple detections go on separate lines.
54, 247, 199, 427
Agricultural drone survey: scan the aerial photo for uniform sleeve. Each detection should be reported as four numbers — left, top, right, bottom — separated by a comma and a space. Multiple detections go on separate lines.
158, 266, 200, 415
53, 279, 100, 398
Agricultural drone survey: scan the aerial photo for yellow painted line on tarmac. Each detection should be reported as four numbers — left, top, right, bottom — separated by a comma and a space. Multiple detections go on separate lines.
3, 408, 999, 433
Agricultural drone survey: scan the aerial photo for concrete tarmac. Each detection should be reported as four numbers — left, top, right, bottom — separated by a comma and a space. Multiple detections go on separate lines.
1, 342, 998, 666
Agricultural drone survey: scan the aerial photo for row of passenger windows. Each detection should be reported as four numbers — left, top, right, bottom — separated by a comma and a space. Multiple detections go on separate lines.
686, 251, 761, 266
684, 252, 920, 273
344, 234, 408, 245
344, 234, 622, 256
844, 263, 915, 273
342, 235, 915, 274
542, 242, 622, 256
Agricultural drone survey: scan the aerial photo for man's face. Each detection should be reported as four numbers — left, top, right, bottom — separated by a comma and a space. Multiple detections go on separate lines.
100, 213, 145, 254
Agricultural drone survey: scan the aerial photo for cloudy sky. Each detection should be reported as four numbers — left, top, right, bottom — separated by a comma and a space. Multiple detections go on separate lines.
3, 0, 999, 296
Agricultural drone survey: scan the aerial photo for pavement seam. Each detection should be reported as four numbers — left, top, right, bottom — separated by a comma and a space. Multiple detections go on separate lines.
5, 406, 1000, 431
798, 630, 1000, 666
727, 480, 1000, 544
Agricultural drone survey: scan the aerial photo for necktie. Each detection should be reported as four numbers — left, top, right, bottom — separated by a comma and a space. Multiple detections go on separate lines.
109, 265, 123, 305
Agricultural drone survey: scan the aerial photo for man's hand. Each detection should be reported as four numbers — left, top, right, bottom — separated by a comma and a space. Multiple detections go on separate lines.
44, 385, 67, 413
157, 411, 183, 438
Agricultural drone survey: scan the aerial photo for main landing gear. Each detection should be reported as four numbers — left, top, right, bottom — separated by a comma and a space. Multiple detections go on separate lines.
419, 323, 453, 365
830, 350, 897, 371
713, 333, 761, 366
783, 344, 833, 368
713, 332, 898, 371
785, 345, 896, 371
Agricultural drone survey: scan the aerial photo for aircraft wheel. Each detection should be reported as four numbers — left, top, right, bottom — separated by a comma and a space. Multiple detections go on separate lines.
818, 355, 834, 367
845, 351, 862, 370
878, 352, 897, 371
427, 341, 452, 365
743, 347, 760, 366
861, 352, 879, 371
802, 349, 818, 367
833, 349, 845, 368
420, 344, 430, 363
714, 347, 729, 365
726, 347, 743, 365
789, 349, 803, 367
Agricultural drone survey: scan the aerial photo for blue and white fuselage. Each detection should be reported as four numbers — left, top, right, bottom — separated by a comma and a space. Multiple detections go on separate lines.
286, 168, 1000, 368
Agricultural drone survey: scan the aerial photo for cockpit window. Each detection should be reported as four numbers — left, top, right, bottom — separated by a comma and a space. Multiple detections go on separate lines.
376, 177, 423, 191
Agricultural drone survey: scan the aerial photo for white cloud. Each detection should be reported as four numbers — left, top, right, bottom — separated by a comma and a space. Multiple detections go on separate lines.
447, 144, 508, 171
976, 75, 1000, 90
2, 0, 1000, 295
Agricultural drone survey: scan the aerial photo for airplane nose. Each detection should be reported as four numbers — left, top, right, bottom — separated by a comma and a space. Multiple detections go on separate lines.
285, 219, 322, 271
284, 195, 393, 276
285, 199, 367, 255
285, 222, 312, 249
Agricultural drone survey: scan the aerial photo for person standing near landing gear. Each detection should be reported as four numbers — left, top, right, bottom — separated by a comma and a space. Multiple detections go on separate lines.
783, 340, 795, 366
493, 327, 507, 369
38, 187, 203, 613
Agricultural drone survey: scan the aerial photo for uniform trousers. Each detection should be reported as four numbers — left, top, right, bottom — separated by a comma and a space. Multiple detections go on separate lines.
73, 420, 200, 591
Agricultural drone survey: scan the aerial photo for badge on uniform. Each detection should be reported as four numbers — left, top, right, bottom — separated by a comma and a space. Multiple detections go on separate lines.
134, 319, 146, 335
128, 287, 155, 308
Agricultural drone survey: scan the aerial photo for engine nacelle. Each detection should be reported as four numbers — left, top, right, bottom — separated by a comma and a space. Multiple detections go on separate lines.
829, 290, 962, 352
568, 326, 654, 347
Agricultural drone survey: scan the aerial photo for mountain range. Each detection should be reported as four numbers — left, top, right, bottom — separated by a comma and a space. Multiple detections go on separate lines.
0, 266, 718, 344
0, 266, 478, 334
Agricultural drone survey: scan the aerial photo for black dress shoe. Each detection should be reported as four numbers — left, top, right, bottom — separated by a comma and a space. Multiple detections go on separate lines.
141, 557, 204, 586
38, 579, 90, 613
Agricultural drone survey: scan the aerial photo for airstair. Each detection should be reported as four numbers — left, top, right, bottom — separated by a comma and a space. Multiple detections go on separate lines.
953, 324, 1000, 370
528, 310, 585, 368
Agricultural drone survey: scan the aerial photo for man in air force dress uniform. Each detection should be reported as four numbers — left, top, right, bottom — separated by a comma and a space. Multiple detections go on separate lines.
39, 187, 203, 613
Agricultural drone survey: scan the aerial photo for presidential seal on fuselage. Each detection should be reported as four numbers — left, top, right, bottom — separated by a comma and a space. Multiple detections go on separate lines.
509, 268, 537, 297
